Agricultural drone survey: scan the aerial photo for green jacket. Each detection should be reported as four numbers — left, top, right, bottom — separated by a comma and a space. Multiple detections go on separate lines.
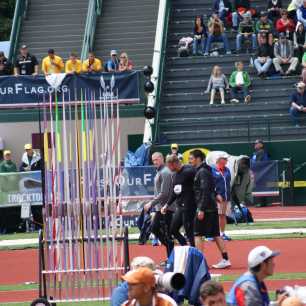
0, 160, 17, 173
229, 70, 251, 87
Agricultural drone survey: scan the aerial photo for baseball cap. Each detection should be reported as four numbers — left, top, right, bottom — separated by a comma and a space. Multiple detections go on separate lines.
3, 150, 11, 156
243, 12, 251, 18
260, 11, 268, 17
171, 143, 178, 149
255, 139, 264, 145
122, 267, 155, 287
24, 144, 32, 150
110, 49, 117, 56
21, 44, 27, 49
216, 152, 229, 160
248, 246, 280, 268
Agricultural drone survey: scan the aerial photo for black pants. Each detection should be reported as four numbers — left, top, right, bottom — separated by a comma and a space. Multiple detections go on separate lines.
151, 211, 174, 257
170, 207, 195, 247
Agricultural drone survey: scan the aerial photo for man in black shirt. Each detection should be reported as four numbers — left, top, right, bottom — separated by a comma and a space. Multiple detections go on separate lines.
162, 154, 196, 247
254, 35, 274, 77
190, 150, 231, 269
14, 45, 39, 76
0, 51, 12, 75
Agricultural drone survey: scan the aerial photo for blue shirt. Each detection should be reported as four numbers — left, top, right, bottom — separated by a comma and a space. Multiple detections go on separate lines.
212, 167, 231, 201
106, 58, 119, 72
291, 90, 306, 107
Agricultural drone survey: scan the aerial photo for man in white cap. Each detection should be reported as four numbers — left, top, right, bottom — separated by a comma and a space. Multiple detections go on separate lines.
289, 81, 306, 127
106, 49, 119, 72
20, 144, 41, 172
166, 144, 183, 162
227, 245, 280, 306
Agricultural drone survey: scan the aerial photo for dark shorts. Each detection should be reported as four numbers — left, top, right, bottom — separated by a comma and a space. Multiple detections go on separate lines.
194, 211, 220, 238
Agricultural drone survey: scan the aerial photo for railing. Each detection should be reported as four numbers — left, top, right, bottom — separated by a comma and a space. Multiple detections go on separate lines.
81, 0, 103, 61
143, 0, 171, 144
8, 0, 28, 63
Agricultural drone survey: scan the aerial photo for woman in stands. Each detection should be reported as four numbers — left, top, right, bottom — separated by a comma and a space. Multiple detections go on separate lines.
118, 52, 133, 72
192, 15, 207, 56
294, 22, 306, 62
276, 10, 295, 40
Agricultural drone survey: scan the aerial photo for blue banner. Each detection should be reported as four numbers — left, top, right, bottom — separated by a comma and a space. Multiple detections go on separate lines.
0, 71, 141, 108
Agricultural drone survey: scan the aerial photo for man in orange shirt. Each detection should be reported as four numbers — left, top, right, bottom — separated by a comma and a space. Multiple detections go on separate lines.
41, 49, 64, 75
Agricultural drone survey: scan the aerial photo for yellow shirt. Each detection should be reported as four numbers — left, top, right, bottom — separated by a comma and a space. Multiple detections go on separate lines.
65, 59, 82, 74
42, 55, 64, 74
82, 58, 102, 72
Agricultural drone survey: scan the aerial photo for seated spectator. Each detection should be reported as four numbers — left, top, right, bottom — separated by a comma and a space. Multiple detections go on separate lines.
121, 267, 177, 306
105, 50, 119, 72
42, 49, 64, 75
65, 52, 82, 74
213, 0, 232, 28
256, 11, 274, 46
199, 280, 226, 306
82, 52, 102, 73
288, 0, 303, 20
301, 49, 306, 80
227, 246, 281, 306
294, 22, 306, 61
276, 10, 295, 40
119, 52, 133, 72
204, 13, 231, 56
236, 12, 257, 53
20, 144, 41, 172
289, 81, 306, 126
297, 0, 306, 27
229, 61, 251, 104
205, 65, 229, 105
254, 35, 274, 77
273, 32, 299, 75
192, 15, 207, 56
0, 51, 12, 75
267, 0, 283, 23
232, 0, 256, 31
0, 150, 17, 173
14, 45, 38, 76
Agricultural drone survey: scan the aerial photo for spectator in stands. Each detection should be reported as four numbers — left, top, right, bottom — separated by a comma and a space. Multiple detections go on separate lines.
65, 52, 82, 74
227, 246, 281, 306
204, 13, 231, 56
82, 52, 102, 73
301, 49, 306, 81
42, 49, 64, 75
288, 0, 303, 20
166, 143, 183, 161
119, 52, 133, 72
14, 45, 38, 76
267, 0, 283, 23
294, 22, 306, 61
297, 0, 306, 27
236, 12, 257, 53
229, 61, 251, 104
105, 50, 119, 72
254, 35, 274, 78
276, 10, 295, 40
289, 81, 306, 126
273, 32, 299, 75
121, 267, 177, 306
0, 150, 17, 173
213, 0, 232, 28
251, 139, 270, 162
192, 16, 207, 56
232, 0, 256, 31
199, 280, 227, 306
205, 65, 229, 105
0, 51, 12, 75
256, 11, 274, 46
20, 144, 41, 172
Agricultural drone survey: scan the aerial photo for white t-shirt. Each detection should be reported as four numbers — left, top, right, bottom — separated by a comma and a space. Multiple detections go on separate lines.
235, 71, 244, 85
219, 0, 225, 13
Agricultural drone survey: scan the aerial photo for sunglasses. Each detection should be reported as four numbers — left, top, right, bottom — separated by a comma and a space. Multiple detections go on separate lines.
120, 56, 127, 59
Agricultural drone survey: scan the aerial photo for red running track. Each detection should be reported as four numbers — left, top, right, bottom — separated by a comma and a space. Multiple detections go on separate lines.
250, 205, 306, 220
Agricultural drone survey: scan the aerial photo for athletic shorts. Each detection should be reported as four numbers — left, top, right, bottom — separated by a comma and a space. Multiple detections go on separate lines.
217, 201, 231, 216
194, 211, 220, 238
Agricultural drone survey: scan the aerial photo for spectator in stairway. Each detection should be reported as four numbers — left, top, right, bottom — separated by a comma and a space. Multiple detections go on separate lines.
82, 51, 102, 73
65, 52, 82, 74
14, 45, 39, 76
166, 143, 183, 162
213, 0, 233, 28
232, 0, 256, 31
273, 32, 299, 75
20, 144, 42, 172
256, 11, 274, 46
119, 52, 133, 72
0, 150, 17, 173
267, 0, 283, 24
251, 140, 270, 162
294, 22, 306, 61
204, 13, 231, 56
205, 65, 229, 105
229, 61, 251, 104
289, 81, 306, 127
0, 51, 12, 75
275, 10, 296, 40
192, 15, 207, 56
297, 0, 306, 27
254, 35, 274, 78
236, 12, 257, 53
105, 49, 119, 72
42, 49, 64, 75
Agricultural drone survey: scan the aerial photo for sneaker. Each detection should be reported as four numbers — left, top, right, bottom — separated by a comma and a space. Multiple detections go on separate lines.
226, 51, 232, 55
212, 259, 231, 269
221, 100, 225, 105
152, 238, 160, 246
230, 98, 239, 103
205, 237, 214, 242
204, 52, 209, 56
209, 101, 214, 105
221, 233, 232, 241
244, 95, 251, 104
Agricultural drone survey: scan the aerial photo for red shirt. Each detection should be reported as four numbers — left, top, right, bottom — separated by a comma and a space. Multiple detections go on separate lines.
276, 18, 295, 33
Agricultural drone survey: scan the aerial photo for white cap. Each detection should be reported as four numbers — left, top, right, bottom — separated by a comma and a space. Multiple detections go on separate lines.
248, 246, 280, 268
216, 152, 229, 161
